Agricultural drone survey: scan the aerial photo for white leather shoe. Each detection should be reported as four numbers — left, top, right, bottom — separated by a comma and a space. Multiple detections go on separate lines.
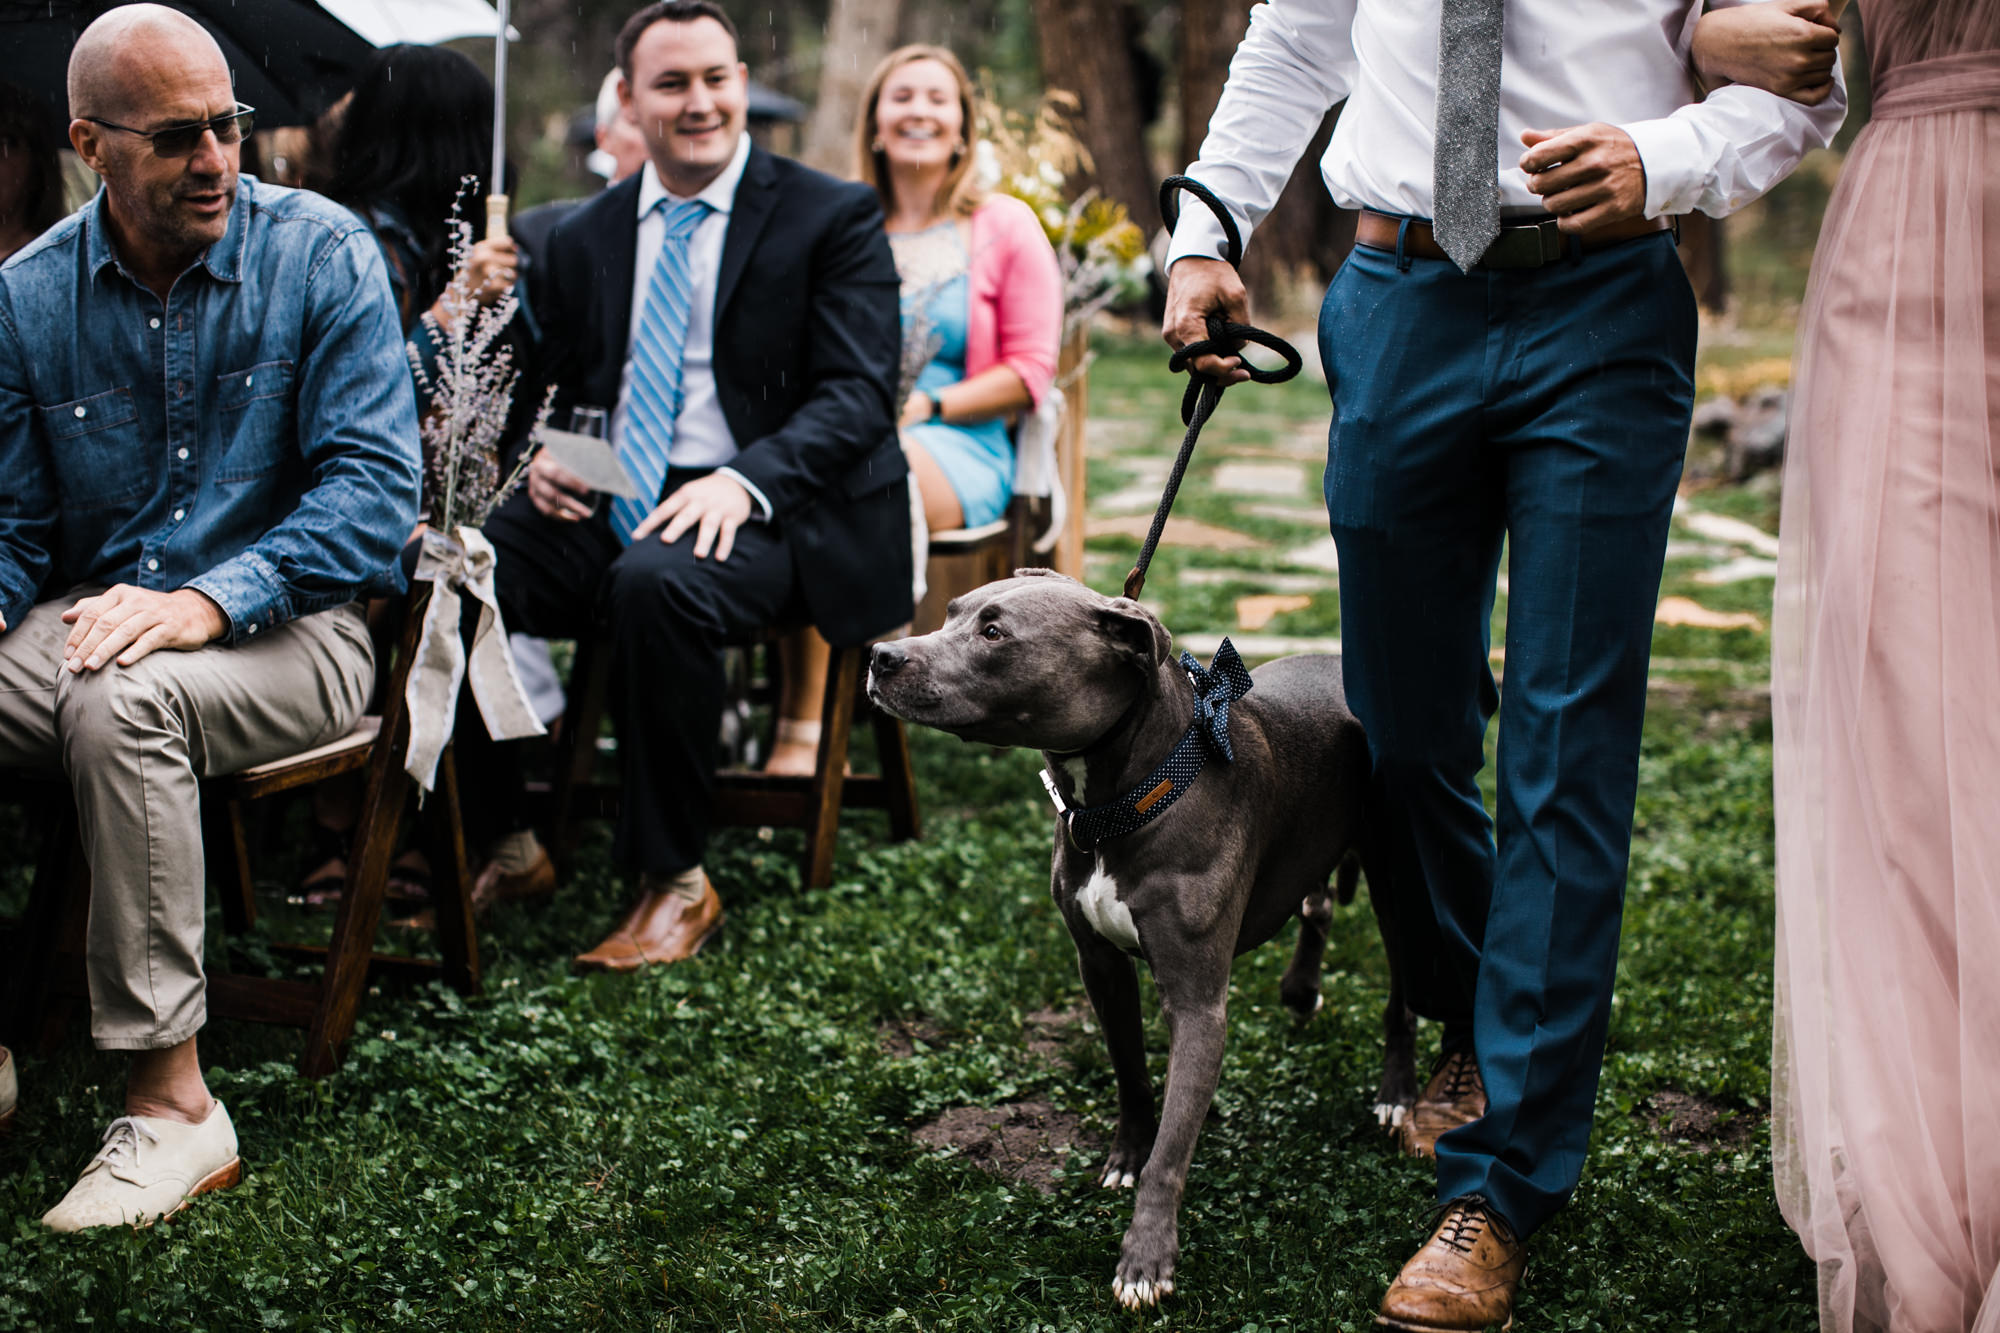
42, 1101, 240, 1232
0, 1047, 15, 1133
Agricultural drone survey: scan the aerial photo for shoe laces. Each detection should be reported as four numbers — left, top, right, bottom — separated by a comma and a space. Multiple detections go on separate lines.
1436, 1050, 1482, 1100
92, 1117, 160, 1172
1429, 1195, 1514, 1256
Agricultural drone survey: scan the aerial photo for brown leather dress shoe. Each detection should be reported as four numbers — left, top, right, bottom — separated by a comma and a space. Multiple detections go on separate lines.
573, 877, 723, 972
1377, 1197, 1526, 1331
471, 846, 556, 916
1399, 1050, 1486, 1158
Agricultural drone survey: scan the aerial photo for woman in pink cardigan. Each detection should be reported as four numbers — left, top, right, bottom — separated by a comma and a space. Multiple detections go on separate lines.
768, 43, 1063, 774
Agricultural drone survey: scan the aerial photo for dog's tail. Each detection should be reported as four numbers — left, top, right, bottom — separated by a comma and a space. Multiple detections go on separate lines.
1335, 851, 1362, 906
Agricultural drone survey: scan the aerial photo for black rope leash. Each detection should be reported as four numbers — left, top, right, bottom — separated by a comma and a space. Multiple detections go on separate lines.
1123, 176, 1305, 602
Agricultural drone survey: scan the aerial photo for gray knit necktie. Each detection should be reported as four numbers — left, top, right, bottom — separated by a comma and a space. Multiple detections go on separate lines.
1432, 0, 1505, 273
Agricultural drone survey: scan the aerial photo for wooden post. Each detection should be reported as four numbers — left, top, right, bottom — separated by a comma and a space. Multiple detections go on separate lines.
1055, 328, 1090, 580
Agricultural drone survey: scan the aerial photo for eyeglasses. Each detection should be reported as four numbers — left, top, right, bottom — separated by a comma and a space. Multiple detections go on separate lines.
83, 106, 256, 159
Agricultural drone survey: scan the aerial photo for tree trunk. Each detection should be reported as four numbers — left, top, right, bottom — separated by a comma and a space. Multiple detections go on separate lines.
1676, 213, 1729, 313
1033, 0, 1159, 233
1181, 0, 1346, 308
801, 0, 905, 175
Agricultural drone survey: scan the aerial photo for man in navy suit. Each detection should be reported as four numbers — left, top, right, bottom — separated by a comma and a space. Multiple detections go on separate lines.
479, 0, 909, 969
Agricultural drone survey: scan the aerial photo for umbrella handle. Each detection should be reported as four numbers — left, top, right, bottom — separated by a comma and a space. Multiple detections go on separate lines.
486, 195, 510, 241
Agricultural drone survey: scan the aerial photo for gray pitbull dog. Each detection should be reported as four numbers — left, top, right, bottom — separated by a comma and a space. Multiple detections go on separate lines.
868, 570, 1416, 1308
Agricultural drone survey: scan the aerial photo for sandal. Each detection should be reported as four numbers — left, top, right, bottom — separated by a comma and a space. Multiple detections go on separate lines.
299, 821, 351, 910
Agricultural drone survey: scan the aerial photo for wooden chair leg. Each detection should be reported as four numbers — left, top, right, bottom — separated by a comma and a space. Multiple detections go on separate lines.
2, 802, 80, 1050
425, 748, 480, 996
802, 646, 860, 888
871, 706, 921, 843
551, 636, 610, 866
301, 728, 412, 1078
202, 792, 258, 936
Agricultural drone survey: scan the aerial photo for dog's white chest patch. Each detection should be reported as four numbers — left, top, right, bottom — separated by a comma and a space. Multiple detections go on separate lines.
1076, 864, 1140, 952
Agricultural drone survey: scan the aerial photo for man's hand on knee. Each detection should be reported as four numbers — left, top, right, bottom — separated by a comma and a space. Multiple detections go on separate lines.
633, 473, 752, 562
61, 586, 227, 672
1519, 123, 1648, 232
1163, 258, 1252, 386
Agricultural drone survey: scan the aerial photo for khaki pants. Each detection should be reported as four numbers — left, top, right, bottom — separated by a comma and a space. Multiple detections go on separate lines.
0, 592, 374, 1050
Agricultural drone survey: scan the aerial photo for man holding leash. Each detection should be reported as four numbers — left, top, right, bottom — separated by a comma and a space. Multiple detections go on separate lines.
1165, 1, 1841, 1325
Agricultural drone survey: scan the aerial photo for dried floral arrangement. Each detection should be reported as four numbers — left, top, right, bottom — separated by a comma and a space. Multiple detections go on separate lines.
406, 186, 555, 535
976, 91, 1152, 352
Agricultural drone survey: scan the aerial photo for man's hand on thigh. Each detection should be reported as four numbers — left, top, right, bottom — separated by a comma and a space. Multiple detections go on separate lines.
634, 473, 752, 562
62, 586, 227, 672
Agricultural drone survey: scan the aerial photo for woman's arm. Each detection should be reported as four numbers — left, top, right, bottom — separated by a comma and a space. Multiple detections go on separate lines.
901, 364, 1032, 428
1692, 0, 1841, 106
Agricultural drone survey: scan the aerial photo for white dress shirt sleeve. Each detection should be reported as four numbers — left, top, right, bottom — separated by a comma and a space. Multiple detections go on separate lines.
1620, 0, 1847, 220
716, 465, 773, 521
1166, 0, 1362, 267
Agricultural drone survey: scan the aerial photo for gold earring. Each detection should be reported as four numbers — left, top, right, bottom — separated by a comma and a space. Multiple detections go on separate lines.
871, 137, 885, 153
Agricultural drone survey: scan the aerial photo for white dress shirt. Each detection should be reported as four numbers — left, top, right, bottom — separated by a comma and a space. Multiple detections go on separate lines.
610, 133, 772, 518
1167, 0, 1846, 266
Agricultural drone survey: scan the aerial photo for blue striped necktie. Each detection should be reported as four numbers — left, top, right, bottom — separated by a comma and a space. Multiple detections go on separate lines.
612, 197, 714, 544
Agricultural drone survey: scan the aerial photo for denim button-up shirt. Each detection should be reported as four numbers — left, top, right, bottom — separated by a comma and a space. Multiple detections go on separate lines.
0, 175, 420, 640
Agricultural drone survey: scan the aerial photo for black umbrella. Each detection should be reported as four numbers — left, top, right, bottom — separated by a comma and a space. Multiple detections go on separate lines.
0, 0, 375, 127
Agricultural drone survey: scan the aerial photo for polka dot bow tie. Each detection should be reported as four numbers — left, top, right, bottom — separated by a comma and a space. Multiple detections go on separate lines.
1182, 638, 1253, 764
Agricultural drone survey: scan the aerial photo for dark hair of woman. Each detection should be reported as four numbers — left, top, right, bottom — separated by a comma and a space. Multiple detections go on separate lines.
317, 44, 507, 316
0, 81, 70, 262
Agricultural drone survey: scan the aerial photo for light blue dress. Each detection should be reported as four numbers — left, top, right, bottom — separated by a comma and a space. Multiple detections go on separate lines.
893, 222, 1014, 530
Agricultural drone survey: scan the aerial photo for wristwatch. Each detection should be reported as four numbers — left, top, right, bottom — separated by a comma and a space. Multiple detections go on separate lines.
926, 390, 945, 422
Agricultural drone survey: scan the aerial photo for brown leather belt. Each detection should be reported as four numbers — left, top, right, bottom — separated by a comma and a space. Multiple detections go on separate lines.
1355, 210, 1671, 270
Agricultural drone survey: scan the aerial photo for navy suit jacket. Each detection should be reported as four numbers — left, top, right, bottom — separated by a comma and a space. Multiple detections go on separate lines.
530, 145, 913, 644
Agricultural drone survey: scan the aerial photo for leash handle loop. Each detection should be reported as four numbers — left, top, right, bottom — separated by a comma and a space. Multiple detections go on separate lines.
1125, 178, 1306, 601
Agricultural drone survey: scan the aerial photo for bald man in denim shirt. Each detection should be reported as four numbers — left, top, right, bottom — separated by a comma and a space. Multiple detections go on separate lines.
0, 6, 418, 1231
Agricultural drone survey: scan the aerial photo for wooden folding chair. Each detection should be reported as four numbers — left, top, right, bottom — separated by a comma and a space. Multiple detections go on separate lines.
0, 581, 478, 1078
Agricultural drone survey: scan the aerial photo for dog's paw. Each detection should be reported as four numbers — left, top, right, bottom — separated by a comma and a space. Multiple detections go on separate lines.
1111, 1226, 1179, 1310
1283, 990, 1325, 1025
1099, 1134, 1151, 1190
1111, 1272, 1175, 1310
1375, 1101, 1410, 1128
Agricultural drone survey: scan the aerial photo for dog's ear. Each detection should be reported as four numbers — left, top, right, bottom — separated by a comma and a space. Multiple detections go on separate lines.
1012, 567, 1078, 583
1095, 598, 1172, 675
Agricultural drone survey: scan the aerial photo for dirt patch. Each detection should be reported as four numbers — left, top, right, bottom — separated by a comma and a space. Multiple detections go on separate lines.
1642, 1090, 1762, 1153
913, 1101, 1102, 1194
878, 1016, 951, 1060
1023, 1006, 1085, 1067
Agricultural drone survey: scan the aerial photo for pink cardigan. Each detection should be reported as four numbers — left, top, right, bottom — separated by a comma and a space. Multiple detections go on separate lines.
964, 194, 1064, 408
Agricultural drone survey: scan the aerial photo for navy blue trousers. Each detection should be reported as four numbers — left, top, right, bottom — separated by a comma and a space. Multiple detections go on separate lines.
1322, 230, 1696, 1237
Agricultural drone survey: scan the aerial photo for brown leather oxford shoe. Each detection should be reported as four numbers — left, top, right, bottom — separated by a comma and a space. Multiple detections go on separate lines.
1399, 1049, 1486, 1159
573, 876, 724, 972
470, 846, 556, 916
1377, 1197, 1526, 1332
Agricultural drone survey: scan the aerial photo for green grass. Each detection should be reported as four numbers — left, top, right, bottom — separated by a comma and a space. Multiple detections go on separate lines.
0, 710, 1812, 1331
0, 328, 1812, 1331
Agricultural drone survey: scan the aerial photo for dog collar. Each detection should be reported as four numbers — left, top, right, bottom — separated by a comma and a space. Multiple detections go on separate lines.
1039, 639, 1253, 852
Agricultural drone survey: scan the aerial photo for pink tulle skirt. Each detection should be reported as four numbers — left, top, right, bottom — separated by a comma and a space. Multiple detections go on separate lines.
1772, 53, 2000, 1333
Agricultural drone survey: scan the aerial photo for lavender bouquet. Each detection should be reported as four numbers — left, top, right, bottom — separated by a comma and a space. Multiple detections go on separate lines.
401, 187, 554, 792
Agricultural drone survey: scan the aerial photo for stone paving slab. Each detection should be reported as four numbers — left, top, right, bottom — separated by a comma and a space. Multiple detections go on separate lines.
1178, 570, 1334, 593
1086, 515, 1265, 550
1694, 556, 1780, 585
1236, 593, 1315, 631
1214, 461, 1307, 496
1673, 506, 1781, 558
1177, 630, 1341, 660
1241, 503, 1328, 526
1281, 536, 1342, 572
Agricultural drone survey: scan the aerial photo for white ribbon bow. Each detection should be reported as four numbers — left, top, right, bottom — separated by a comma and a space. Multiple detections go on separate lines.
404, 526, 546, 792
